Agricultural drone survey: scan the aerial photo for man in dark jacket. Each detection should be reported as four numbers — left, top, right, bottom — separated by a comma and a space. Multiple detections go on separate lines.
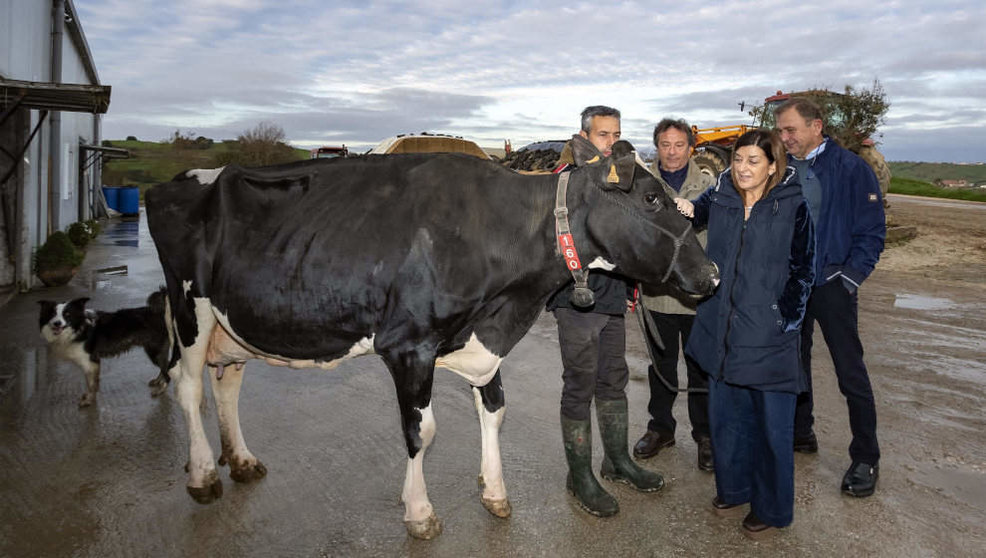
547, 105, 665, 518
776, 98, 886, 498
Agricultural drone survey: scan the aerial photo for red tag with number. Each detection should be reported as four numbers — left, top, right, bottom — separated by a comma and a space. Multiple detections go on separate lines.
558, 233, 582, 271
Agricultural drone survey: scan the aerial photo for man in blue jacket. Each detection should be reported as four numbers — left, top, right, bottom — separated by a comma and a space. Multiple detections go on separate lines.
776, 98, 886, 498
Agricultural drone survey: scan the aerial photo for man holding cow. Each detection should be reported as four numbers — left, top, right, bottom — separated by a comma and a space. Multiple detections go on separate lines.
547, 105, 666, 518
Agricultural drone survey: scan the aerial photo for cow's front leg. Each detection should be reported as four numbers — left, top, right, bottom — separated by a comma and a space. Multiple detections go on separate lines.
473, 370, 510, 518
385, 352, 441, 540
176, 301, 222, 503
210, 363, 266, 483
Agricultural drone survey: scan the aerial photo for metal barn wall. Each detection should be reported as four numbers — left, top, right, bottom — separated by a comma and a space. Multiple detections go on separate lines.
1, 0, 101, 291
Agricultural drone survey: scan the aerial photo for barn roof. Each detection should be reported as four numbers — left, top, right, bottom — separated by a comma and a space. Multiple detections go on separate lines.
0, 78, 111, 114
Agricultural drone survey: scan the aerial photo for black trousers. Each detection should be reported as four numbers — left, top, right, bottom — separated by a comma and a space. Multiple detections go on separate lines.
645, 311, 709, 440
795, 280, 880, 465
554, 308, 629, 421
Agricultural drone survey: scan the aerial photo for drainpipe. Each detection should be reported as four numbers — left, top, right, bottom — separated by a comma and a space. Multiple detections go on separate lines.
49, 0, 64, 235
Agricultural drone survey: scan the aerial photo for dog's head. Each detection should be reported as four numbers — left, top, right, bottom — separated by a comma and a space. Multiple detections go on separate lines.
38, 297, 92, 344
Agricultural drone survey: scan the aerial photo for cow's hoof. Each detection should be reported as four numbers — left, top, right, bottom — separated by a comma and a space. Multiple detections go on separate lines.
148, 378, 168, 397
482, 497, 512, 518
405, 513, 442, 540
78, 393, 94, 408
230, 460, 268, 483
187, 478, 223, 504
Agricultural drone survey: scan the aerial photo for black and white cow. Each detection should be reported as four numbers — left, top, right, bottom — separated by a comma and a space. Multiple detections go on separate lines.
146, 140, 718, 539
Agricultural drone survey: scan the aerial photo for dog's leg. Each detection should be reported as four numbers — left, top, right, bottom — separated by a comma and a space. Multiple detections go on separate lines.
79, 360, 100, 408
147, 345, 171, 397
211, 363, 266, 483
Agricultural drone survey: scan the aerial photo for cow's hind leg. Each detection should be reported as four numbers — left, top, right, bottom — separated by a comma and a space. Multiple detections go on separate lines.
210, 363, 266, 483
473, 369, 510, 518
384, 352, 442, 540
175, 301, 222, 503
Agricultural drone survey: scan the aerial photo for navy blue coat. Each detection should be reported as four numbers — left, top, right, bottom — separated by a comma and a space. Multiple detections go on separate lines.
684, 168, 815, 393
791, 138, 885, 290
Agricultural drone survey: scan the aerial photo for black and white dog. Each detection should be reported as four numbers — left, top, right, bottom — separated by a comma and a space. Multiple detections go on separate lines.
38, 288, 172, 407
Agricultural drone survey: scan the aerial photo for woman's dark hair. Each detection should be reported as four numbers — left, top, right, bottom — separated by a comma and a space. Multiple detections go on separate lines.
730, 128, 786, 197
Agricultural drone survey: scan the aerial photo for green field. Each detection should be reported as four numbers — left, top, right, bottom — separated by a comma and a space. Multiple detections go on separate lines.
889, 161, 986, 185
101, 139, 309, 197
889, 176, 986, 202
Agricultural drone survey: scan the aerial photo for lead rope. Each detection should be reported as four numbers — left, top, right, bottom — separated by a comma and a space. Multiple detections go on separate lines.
633, 289, 709, 393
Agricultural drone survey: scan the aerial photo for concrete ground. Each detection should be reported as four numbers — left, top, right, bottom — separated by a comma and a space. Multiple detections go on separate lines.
1, 195, 984, 557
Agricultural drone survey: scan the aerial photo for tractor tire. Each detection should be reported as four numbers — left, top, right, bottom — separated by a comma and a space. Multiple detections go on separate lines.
692, 147, 728, 181
857, 145, 892, 204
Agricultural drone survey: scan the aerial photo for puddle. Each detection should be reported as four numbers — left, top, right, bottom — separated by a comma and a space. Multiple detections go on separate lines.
893, 293, 955, 311
87, 265, 129, 291
0, 346, 45, 406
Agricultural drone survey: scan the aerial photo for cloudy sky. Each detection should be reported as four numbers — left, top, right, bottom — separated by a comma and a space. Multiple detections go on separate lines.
76, 0, 986, 162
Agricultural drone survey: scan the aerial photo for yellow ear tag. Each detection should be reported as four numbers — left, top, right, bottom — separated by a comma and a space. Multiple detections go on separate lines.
607, 164, 620, 183
584, 155, 600, 165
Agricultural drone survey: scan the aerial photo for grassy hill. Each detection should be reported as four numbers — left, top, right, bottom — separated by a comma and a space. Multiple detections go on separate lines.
889, 161, 986, 185
101, 139, 309, 195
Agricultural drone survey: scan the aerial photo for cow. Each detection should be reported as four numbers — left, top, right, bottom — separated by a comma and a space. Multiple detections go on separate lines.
145, 139, 719, 539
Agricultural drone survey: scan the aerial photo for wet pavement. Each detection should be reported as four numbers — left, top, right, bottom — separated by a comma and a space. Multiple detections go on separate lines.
1, 201, 984, 557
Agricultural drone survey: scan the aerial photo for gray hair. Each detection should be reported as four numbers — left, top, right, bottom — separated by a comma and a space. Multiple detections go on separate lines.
580, 105, 621, 133
653, 118, 695, 147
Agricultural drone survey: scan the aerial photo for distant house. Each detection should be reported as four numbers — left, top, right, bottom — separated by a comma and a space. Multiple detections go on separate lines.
0, 0, 113, 292
939, 179, 969, 188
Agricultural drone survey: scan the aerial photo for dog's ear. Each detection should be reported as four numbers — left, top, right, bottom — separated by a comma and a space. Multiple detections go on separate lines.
68, 297, 90, 308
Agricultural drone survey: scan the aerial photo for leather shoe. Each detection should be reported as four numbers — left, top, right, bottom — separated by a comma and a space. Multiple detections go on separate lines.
711, 496, 744, 518
842, 461, 879, 497
633, 430, 675, 459
793, 431, 818, 454
697, 436, 714, 472
741, 511, 776, 540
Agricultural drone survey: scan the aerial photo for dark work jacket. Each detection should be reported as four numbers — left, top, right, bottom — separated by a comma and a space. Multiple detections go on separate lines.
684, 167, 815, 393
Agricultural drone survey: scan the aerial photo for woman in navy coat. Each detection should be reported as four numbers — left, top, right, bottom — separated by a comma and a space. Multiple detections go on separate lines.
678, 129, 815, 538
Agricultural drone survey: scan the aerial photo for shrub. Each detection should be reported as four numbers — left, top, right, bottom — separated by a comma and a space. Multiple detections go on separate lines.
67, 222, 90, 248
84, 219, 102, 238
34, 231, 84, 273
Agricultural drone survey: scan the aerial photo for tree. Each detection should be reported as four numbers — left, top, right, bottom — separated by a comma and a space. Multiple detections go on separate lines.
214, 121, 301, 167
750, 80, 890, 152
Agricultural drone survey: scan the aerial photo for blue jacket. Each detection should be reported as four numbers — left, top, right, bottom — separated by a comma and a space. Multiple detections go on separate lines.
794, 139, 885, 289
684, 168, 815, 393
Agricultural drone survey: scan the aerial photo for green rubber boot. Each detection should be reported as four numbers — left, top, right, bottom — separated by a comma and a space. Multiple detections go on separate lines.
561, 416, 619, 517
596, 398, 666, 493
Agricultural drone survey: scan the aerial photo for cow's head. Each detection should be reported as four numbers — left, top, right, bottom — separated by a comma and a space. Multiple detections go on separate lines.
567, 140, 718, 296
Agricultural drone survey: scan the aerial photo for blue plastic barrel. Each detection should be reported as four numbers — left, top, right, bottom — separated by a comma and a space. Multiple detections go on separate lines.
118, 186, 140, 215
102, 186, 119, 211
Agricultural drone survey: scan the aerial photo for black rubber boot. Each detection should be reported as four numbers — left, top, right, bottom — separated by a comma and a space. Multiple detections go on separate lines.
561, 416, 619, 517
596, 398, 666, 493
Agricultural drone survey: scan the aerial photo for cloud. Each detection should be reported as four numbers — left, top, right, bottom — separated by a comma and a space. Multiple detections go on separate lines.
74, 0, 986, 162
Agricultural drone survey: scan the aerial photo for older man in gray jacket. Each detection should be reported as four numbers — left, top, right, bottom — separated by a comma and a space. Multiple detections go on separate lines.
634, 118, 716, 471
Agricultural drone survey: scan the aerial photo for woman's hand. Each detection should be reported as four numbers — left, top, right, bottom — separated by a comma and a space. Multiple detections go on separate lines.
675, 197, 694, 218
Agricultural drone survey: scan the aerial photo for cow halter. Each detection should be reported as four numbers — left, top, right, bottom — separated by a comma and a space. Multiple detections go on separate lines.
553, 170, 696, 308
553, 172, 594, 307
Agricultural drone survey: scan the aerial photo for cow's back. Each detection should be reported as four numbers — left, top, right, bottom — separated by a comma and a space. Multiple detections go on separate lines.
146, 155, 554, 360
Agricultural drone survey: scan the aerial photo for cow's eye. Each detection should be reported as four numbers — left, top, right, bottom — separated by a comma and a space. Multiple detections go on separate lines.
644, 192, 661, 206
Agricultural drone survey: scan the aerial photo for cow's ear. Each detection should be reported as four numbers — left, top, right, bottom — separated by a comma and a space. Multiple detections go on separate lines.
607, 140, 636, 191
570, 134, 602, 166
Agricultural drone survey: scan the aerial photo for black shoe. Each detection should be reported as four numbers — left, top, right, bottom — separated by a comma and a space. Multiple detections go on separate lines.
842, 461, 879, 498
711, 496, 744, 518
741, 511, 777, 539
793, 431, 818, 454
632, 430, 675, 459
697, 436, 714, 472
